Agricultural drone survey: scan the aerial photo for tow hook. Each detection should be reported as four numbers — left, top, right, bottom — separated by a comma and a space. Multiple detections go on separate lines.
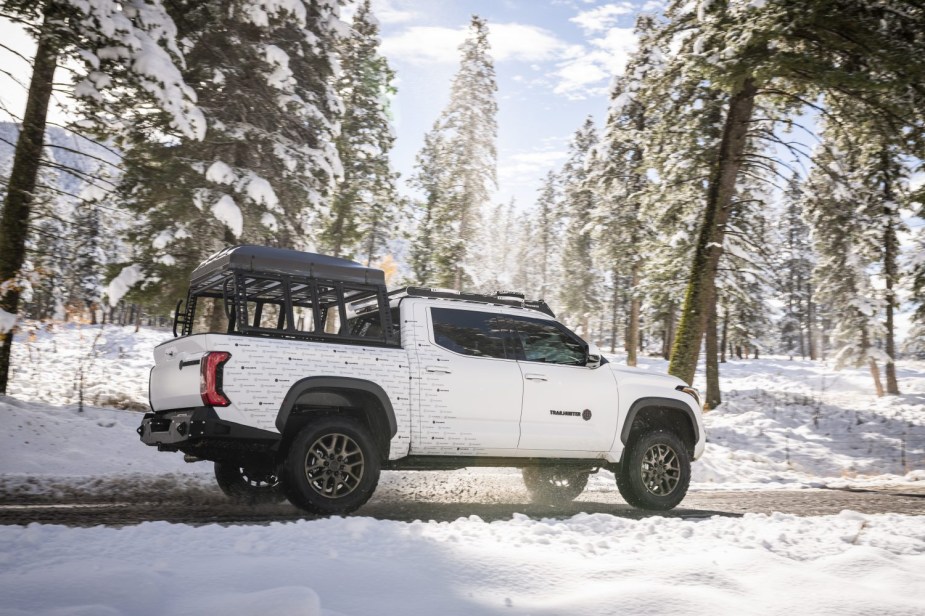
184, 454, 203, 463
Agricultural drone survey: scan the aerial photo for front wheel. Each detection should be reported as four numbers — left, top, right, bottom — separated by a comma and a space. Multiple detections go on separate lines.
616, 430, 691, 511
522, 466, 590, 504
214, 461, 285, 505
279, 416, 381, 516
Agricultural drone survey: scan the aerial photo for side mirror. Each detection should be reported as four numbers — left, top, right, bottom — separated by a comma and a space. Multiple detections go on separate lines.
586, 342, 602, 369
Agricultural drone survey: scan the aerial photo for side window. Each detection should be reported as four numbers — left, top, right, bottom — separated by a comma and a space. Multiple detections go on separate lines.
511, 317, 587, 366
431, 308, 511, 359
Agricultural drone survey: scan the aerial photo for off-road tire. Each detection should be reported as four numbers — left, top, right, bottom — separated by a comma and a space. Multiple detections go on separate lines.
616, 429, 690, 511
213, 461, 285, 505
522, 466, 590, 504
280, 415, 380, 516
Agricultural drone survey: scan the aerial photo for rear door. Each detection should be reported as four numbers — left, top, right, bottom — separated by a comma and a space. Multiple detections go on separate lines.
411, 303, 523, 455
511, 315, 619, 453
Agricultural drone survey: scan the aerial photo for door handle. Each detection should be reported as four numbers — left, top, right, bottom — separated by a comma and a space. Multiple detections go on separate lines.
524, 373, 548, 381
426, 366, 452, 374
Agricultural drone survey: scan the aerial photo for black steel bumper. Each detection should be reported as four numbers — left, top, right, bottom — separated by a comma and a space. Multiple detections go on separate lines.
138, 407, 280, 452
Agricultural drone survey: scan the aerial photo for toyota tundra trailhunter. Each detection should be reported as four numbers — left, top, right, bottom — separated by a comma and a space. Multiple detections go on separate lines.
139, 245, 705, 514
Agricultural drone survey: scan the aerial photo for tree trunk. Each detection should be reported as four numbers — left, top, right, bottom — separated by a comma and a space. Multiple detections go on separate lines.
719, 302, 728, 363
609, 268, 619, 353
881, 154, 900, 395
0, 10, 59, 394
668, 78, 758, 385
806, 283, 817, 360
869, 358, 885, 397
705, 285, 721, 408
626, 262, 640, 367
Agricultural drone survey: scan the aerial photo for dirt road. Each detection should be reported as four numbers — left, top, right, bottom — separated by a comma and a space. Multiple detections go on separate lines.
1, 471, 921, 527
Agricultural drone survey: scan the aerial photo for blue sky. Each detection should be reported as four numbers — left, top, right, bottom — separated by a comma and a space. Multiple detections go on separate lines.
354, 0, 655, 209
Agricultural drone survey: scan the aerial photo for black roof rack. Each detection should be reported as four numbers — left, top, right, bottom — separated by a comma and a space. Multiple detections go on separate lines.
391, 286, 556, 318
190, 245, 385, 289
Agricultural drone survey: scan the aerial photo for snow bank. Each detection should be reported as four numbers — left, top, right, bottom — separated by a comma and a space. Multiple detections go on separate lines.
0, 512, 923, 615
7, 322, 170, 409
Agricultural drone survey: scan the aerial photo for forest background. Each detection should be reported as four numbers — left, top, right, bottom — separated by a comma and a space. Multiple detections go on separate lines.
0, 0, 923, 407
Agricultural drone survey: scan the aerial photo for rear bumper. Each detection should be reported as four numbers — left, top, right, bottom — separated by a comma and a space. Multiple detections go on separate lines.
138, 407, 279, 452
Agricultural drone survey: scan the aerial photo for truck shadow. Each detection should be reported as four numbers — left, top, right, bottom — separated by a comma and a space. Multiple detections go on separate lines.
352, 500, 741, 523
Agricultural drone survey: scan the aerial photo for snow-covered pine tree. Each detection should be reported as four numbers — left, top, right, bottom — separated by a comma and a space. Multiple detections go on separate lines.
533, 170, 562, 302
558, 117, 601, 337
322, 0, 400, 264
431, 15, 498, 290
0, 0, 204, 392
824, 96, 914, 394
717, 176, 774, 365
661, 0, 925, 386
114, 0, 345, 312
510, 211, 539, 300
637, 74, 724, 364
408, 121, 450, 286
775, 172, 815, 359
912, 182, 925, 357
803, 132, 887, 396
478, 199, 517, 292
594, 14, 662, 366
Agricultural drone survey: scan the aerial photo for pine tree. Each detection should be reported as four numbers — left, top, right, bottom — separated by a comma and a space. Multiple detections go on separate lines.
0, 0, 202, 393
408, 121, 450, 286
322, 0, 400, 264
803, 132, 886, 395
558, 117, 600, 336
113, 0, 345, 311
595, 15, 662, 365
662, 0, 925, 386
775, 172, 815, 359
416, 15, 498, 289
533, 170, 562, 301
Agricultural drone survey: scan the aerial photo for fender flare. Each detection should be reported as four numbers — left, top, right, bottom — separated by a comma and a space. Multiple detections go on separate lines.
620, 396, 699, 445
275, 376, 397, 439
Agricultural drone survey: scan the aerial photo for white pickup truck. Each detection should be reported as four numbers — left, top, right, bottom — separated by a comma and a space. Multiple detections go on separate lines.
140, 245, 705, 514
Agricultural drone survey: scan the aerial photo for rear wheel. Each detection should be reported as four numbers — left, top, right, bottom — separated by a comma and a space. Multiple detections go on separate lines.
213, 461, 285, 505
280, 416, 380, 516
616, 429, 691, 511
522, 466, 590, 504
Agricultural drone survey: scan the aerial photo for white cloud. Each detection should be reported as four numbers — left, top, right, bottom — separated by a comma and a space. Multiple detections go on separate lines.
373, 0, 420, 24
381, 26, 465, 64
491, 24, 567, 62
380, 15, 636, 100
554, 27, 637, 99
499, 150, 569, 186
382, 22, 567, 65
569, 3, 635, 33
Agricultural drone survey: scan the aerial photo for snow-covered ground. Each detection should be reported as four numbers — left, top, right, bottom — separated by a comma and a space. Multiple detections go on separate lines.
2, 323, 924, 615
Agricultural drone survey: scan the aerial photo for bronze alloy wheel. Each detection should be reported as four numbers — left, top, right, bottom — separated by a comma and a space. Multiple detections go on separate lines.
304, 432, 365, 499
640, 442, 682, 496
615, 429, 691, 510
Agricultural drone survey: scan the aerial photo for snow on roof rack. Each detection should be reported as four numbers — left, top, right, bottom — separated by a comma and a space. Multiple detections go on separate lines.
390, 286, 556, 318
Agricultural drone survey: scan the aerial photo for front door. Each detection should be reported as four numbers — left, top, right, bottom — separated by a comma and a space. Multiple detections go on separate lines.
411, 303, 523, 455
510, 315, 619, 452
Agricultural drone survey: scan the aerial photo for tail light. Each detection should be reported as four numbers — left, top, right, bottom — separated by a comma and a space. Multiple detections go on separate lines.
200, 352, 231, 407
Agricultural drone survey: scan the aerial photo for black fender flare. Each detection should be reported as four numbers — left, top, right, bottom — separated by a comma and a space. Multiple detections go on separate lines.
620, 396, 699, 445
275, 376, 397, 439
